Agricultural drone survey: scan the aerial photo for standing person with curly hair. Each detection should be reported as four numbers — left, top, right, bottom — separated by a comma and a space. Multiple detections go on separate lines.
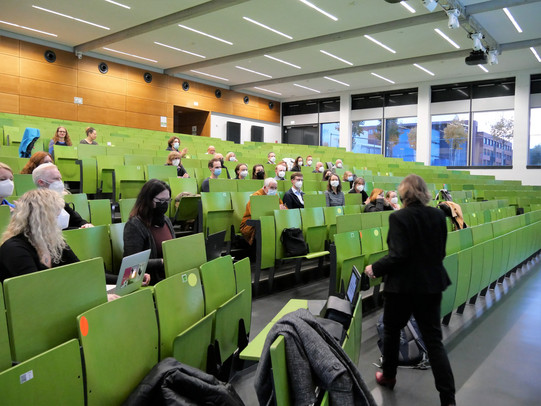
20, 151, 53, 174
48, 126, 72, 157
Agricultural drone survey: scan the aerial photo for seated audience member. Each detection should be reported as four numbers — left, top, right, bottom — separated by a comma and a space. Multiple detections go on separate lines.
33, 163, 93, 229
305, 155, 313, 167
225, 152, 238, 162
20, 151, 53, 174
335, 159, 344, 169
215, 153, 231, 179
201, 158, 222, 192
349, 177, 369, 203
48, 126, 72, 156
274, 164, 286, 181
343, 171, 356, 189
252, 164, 265, 180
325, 173, 345, 207
322, 169, 332, 182
267, 151, 276, 164
206, 145, 216, 155
235, 163, 249, 179
0, 163, 15, 208
240, 178, 286, 245
365, 188, 393, 212
165, 151, 189, 178
80, 127, 98, 145
386, 190, 401, 210
313, 162, 325, 173
291, 156, 303, 172
166, 136, 188, 157
124, 179, 174, 284
283, 172, 304, 209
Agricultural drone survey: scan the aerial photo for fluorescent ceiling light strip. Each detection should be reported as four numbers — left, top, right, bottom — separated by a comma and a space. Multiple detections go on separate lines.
0, 20, 57, 36
530, 47, 541, 63
299, 0, 338, 21
400, 1, 416, 13
364, 35, 396, 54
254, 86, 282, 95
32, 5, 110, 30
478, 64, 489, 73
434, 28, 460, 49
413, 63, 435, 76
178, 24, 233, 45
294, 83, 321, 93
190, 70, 229, 81
324, 76, 350, 86
503, 8, 523, 33
154, 42, 205, 58
103, 47, 157, 63
264, 54, 301, 69
371, 72, 395, 84
235, 66, 272, 78
320, 50, 353, 65
242, 17, 292, 39
105, 0, 131, 9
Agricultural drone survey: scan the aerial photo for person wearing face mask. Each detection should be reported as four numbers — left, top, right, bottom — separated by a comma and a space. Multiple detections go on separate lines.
267, 152, 276, 165
252, 164, 265, 180
349, 177, 369, 204
240, 178, 286, 245
325, 174, 345, 207
291, 156, 303, 172
305, 155, 313, 167
335, 159, 344, 170
235, 163, 249, 180
165, 152, 189, 178
33, 163, 93, 229
123, 179, 174, 284
206, 145, 216, 155
342, 171, 356, 189
313, 162, 325, 174
274, 164, 286, 181
200, 158, 223, 193
386, 190, 401, 210
365, 188, 393, 212
283, 173, 304, 209
0, 163, 15, 209
225, 152, 238, 163
165, 136, 188, 158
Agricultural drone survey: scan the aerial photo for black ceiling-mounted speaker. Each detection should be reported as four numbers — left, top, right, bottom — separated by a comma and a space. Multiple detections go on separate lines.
182, 81, 190, 91
384, 0, 403, 3
143, 72, 152, 83
44, 50, 56, 63
98, 62, 108, 74
268, 102, 274, 110
215, 89, 222, 98
243, 96, 249, 104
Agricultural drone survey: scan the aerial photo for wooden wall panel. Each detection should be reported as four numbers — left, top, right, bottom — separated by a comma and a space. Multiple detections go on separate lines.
125, 111, 166, 132
126, 67, 168, 87
0, 74, 20, 94
0, 54, 20, 76
77, 88, 126, 111
0, 93, 19, 114
126, 81, 167, 102
126, 96, 167, 116
19, 42, 77, 69
78, 105, 126, 127
20, 59, 77, 86
19, 96, 77, 120
20, 78, 76, 103
0, 37, 20, 56
78, 70, 126, 95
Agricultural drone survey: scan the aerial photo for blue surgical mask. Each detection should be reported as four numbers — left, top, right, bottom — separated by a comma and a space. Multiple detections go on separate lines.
214, 168, 222, 176
267, 188, 277, 196
347, 175, 353, 182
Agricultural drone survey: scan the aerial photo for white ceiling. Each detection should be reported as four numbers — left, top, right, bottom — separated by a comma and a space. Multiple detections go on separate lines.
1, 0, 541, 101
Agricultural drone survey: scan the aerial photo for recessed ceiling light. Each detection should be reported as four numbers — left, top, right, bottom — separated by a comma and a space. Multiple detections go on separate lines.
243, 17, 292, 40
320, 50, 353, 66
0, 19, 57, 37
400, 1, 416, 13
102, 48, 157, 63
254, 86, 282, 95
364, 35, 396, 54
299, 0, 338, 21
178, 24, 233, 45
478, 64, 489, 73
324, 76, 350, 87
294, 83, 321, 93
154, 42, 206, 58
32, 5, 110, 30
104, 0, 130, 9
434, 28, 460, 49
190, 70, 229, 81
371, 72, 395, 84
413, 63, 435, 76
235, 66, 272, 78
530, 47, 541, 63
264, 54, 301, 69
503, 8, 523, 33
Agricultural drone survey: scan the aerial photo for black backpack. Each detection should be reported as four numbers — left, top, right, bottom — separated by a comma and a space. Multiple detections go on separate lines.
280, 227, 308, 257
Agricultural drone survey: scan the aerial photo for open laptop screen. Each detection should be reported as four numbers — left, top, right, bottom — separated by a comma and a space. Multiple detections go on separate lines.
346, 265, 362, 304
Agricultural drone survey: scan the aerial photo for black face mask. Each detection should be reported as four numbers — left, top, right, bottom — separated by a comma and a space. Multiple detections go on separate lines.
255, 171, 265, 180
152, 201, 169, 226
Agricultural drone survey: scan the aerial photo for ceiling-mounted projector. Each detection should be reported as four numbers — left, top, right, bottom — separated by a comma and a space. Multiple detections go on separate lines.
465, 50, 487, 65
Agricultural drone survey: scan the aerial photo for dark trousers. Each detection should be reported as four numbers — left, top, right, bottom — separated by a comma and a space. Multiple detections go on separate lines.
382, 292, 456, 406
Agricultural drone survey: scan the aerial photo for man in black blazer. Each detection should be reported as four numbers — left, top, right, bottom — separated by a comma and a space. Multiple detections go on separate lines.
364, 174, 455, 406
283, 172, 304, 209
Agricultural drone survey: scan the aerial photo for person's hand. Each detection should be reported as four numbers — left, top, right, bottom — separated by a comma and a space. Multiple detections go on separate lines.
181, 147, 188, 155
364, 264, 376, 279
142, 273, 151, 286
279, 204, 288, 210
364, 198, 370, 205
182, 173, 190, 178
107, 293, 120, 302
80, 223, 94, 228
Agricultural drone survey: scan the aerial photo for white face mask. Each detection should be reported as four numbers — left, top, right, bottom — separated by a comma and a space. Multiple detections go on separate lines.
294, 180, 303, 189
229, 157, 237, 162
298, 161, 303, 166
172, 159, 180, 166
356, 184, 365, 192
318, 166, 324, 173
306, 160, 312, 166
173, 142, 180, 149
269, 156, 276, 163
240, 170, 248, 178
278, 171, 285, 178
330, 180, 339, 188
47, 180, 65, 195
391, 197, 399, 204
266, 188, 277, 196
336, 163, 343, 169
0, 179, 14, 198
57, 208, 70, 230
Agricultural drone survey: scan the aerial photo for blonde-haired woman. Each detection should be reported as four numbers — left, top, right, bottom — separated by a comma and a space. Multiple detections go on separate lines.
0, 189, 78, 282
165, 151, 189, 178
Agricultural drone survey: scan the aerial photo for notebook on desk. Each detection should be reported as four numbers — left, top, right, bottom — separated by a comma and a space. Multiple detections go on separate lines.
107, 249, 151, 296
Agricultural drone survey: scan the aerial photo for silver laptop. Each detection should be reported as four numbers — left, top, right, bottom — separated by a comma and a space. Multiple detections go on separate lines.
109, 249, 151, 296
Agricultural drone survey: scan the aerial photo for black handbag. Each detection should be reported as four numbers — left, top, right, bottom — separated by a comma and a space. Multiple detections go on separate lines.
280, 227, 308, 257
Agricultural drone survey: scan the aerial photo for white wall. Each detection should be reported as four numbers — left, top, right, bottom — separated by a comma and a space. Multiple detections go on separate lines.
210, 112, 281, 144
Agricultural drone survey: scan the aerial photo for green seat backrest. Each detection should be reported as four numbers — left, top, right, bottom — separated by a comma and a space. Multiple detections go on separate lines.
64, 193, 90, 222
360, 227, 383, 254
344, 193, 363, 206
300, 207, 327, 251
163, 233, 207, 278
63, 226, 113, 272
201, 191, 233, 240
260, 215, 277, 269
336, 213, 362, 234
343, 204, 361, 215
324, 205, 344, 242
441, 253, 458, 318
77, 289, 158, 406
209, 178, 237, 192
108, 222, 126, 273
124, 154, 154, 167
471, 223, 494, 245
457, 227, 473, 250
119, 198, 136, 223
79, 157, 98, 194
446, 230, 461, 255
0, 339, 84, 405
199, 255, 237, 314
237, 179, 264, 192
88, 199, 112, 226
0, 157, 28, 173
454, 248, 472, 309
0, 287, 11, 372
303, 193, 326, 208
77, 144, 107, 159
0, 206, 10, 237
12, 174, 36, 196
274, 209, 303, 259
114, 165, 145, 200
270, 335, 291, 406
169, 176, 198, 195
360, 212, 382, 229
334, 231, 363, 292
3, 258, 107, 362
250, 194, 279, 220
54, 146, 79, 181
234, 258, 252, 334
230, 191, 252, 234
96, 155, 123, 193
147, 165, 177, 182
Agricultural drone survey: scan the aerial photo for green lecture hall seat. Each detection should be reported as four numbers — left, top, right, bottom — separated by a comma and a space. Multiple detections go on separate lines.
0, 287, 12, 372
162, 233, 207, 278
63, 226, 113, 272
108, 222, 126, 273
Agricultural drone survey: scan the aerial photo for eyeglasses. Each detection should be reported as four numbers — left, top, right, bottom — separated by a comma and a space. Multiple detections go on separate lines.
57, 130, 66, 133
153, 198, 171, 204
